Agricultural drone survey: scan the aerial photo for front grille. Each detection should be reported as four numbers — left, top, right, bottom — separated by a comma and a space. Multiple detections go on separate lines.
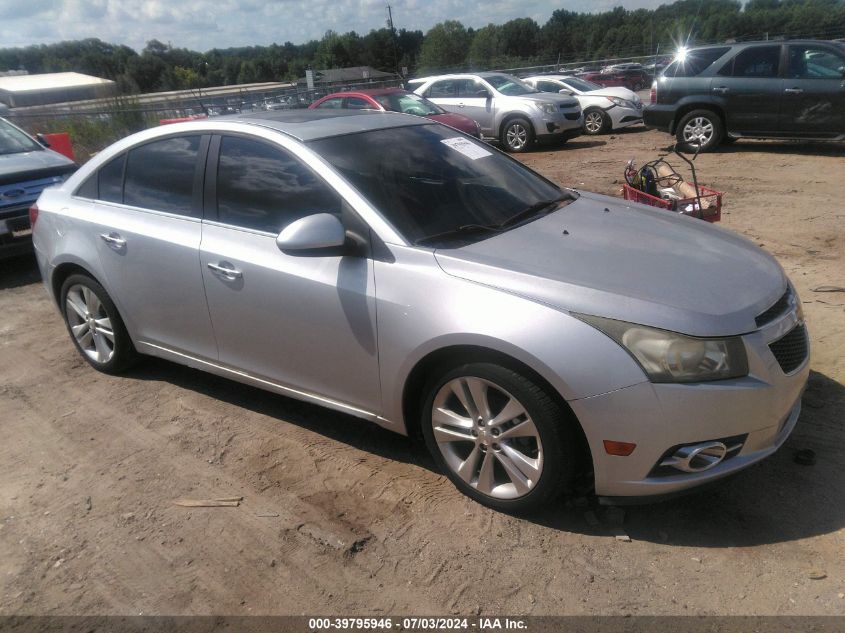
769, 324, 808, 374
756, 288, 791, 327
564, 112, 581, 120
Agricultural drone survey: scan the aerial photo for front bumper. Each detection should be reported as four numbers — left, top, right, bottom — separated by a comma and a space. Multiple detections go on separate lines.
643, 104, 676, 132
608, 105, 644, 129
569, 312, 810, 498
0, 209, 34, 259
533, 108, 583, 138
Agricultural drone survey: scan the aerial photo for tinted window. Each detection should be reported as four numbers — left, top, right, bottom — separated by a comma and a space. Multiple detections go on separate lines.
729, 45, 781, 78
216, 136, 341, 234
309, 124, 565, 246
374, 92, 441, 115
427, 80, 463, 98
536, 81, 562, 93
98, 154, 126, 204
484, 74, 536, 96
123, 136, 200, 214
562, 77, 602, 92
0, 119, 41, 155
788, 45, 845, 78
664, 47, 730, 77
345, 97, 372, 109
315, 97, 343, 109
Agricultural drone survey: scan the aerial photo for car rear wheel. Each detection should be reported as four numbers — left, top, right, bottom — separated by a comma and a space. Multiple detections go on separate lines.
676, 109, 724, 152
60, 273, 138, 374
583, 108, 609, 135
501, 117, 534, 153
421, 362, 577, 512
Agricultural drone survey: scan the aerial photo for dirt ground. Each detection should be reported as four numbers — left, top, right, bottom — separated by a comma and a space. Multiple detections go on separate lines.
1, 128, 844, 618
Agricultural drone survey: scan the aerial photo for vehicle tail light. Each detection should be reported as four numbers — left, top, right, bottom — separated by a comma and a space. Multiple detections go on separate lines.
650, 82, 657, 105
29, 203, 39, 228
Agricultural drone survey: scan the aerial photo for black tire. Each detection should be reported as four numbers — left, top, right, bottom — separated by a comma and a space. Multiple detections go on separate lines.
60, 273, 138, 374
583, 108, 610, 135
675, 109, 724, 153
500, 117, 534, 153
420, 362, 578, 513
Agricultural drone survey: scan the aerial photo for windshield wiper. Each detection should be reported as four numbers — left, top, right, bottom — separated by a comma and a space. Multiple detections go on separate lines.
496, 193, 576, 229
414, 223, 502, 246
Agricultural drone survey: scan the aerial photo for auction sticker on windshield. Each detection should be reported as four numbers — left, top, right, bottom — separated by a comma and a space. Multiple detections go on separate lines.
441, 137, 491, 160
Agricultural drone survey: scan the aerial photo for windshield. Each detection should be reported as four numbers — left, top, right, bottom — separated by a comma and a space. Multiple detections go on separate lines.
484, 74, 538, 96
309, 124, 569, 246
374, 92, 442, 116
0, 119, 42, 155
562, 77, 602, 92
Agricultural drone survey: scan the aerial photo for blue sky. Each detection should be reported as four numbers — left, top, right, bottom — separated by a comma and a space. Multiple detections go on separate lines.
0, 0, 666, 51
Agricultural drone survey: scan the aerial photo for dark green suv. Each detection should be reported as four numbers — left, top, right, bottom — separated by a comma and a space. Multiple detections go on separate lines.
644, 39, 845, 151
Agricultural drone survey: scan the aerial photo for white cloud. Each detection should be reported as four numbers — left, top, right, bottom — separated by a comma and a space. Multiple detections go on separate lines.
0, 0, 665, 51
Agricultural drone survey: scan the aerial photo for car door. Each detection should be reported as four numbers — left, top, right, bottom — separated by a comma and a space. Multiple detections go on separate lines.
424, 78, 465, 113
199, 133, 380, 411
712, 44, 784, 133
81, 134, 219, 360
780, 43, 845, 136
457, 79, 495, 134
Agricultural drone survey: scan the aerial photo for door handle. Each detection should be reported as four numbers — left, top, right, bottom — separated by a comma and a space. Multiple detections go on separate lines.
207, 262, 243, 279
99, 232, 126, 247
712, 86, 729, 94
457, 102, 465, 108
784, 87, 803, 94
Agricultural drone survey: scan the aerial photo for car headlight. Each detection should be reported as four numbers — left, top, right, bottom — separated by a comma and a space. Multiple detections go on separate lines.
575, 314, 748, 383
608, 97, 634, 108
536, 102, 558, 115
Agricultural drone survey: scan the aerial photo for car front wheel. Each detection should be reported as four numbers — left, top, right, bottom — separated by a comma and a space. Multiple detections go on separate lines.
421, 362, 577, 512
501, 118, 534, 153
60, 273, 138, 374
676, 109, 724, 152
584, 108, 609, 135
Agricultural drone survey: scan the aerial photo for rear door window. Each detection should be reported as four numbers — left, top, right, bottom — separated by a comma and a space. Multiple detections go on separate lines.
344, 97, 372, 109
722, 45, 782, 78
788, 45, 845, 78
123, 136, 201, 215
98, 154, 126, 203
315, 97, 344, 109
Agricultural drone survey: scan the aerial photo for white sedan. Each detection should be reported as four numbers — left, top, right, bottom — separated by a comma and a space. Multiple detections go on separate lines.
524, 75, 644, 135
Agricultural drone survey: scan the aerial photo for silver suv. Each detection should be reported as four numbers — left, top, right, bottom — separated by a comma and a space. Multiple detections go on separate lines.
410, 72, 583, 152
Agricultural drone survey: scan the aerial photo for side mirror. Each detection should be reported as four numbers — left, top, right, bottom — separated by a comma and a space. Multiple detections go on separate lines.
475, 89, 491, 99
36, 133, 51, 148
558, 89, 574, 95
276, 213, 346, 252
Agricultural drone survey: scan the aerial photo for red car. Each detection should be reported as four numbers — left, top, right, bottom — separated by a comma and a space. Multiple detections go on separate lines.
309, 88, 481, 137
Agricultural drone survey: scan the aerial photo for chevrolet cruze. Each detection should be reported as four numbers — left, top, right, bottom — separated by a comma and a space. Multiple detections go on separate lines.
32, 110, 809, 511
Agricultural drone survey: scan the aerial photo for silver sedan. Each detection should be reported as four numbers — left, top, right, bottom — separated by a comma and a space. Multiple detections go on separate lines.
32, 110, 809, 512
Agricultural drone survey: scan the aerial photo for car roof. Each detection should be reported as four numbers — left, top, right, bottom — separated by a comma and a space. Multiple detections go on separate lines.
213, 109, 430, 141
689, 38, 843, 51
316, 87, 410, 101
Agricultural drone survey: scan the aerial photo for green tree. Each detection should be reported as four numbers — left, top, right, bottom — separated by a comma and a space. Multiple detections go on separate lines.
418, 20, 471, 73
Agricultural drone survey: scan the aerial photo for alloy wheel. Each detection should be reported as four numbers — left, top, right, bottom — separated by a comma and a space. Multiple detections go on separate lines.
64, 284, 115, 364
584, 111, 604, 134
682, 116, 714, 146
505, 122, 529, 151
430, 376, 543, 500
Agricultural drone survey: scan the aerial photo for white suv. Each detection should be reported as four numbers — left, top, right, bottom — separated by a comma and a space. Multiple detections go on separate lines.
409, 72, 583, 152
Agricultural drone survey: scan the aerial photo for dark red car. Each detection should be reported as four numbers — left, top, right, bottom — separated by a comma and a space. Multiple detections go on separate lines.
577, 69, 652, 92
309, 88, 481, 137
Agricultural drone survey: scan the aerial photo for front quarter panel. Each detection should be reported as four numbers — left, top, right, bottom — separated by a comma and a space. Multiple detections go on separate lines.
376, 245, 648, 431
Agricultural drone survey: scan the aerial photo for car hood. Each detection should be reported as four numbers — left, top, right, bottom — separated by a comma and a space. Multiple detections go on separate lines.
434, 192, 786, 337
0, 149, 76, 186
427, 112, 478, 135
585, 87, 640, 102
519, 93, 580, 109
